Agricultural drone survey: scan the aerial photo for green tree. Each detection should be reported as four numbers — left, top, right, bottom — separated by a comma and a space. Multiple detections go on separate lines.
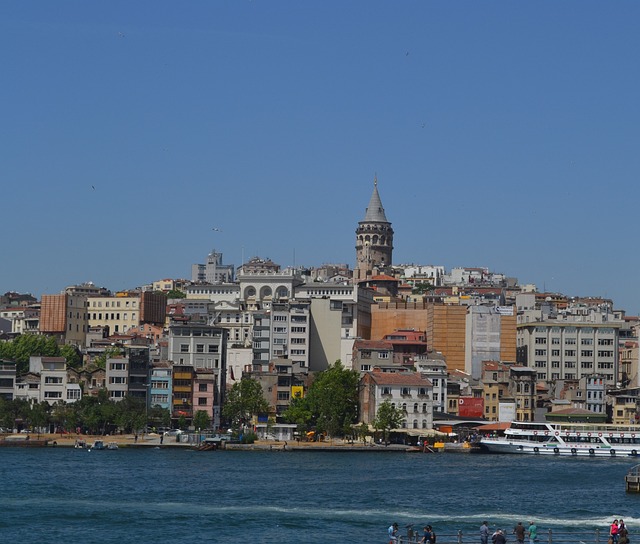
59, 344, 82, 369
166, 289, 186, 299
193, 410, 211, 430
281, 395, 313, 433
28, 401, 51, 437
0, 334, 61, 374
373, 400, 405, 446
412, 282, 435, 295
93, 346, 122, 370
222, 377, 269, 429
355, 421, 370, 445
304, 361, 359, 438
148, 405, 171, 429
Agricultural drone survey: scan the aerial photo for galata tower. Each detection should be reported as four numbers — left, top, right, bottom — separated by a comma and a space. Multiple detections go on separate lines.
354, 177, 394, 282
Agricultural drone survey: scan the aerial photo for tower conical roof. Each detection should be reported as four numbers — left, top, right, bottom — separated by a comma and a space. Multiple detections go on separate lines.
363, 178, 388, 222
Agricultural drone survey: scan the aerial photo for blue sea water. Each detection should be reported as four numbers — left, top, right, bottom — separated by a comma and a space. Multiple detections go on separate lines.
1, 448, 640, 543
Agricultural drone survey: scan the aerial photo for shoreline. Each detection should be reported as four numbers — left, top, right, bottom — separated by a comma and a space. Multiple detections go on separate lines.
0, 433, 477, 453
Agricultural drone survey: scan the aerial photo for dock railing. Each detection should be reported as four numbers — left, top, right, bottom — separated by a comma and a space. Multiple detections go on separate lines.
396, 528, 605, 544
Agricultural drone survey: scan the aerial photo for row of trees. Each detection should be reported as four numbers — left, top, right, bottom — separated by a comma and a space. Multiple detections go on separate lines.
0, 335, 82, 373
0, 390, 173, 435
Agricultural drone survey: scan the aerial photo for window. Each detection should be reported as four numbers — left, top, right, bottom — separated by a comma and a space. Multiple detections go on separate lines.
535, 337, 547, 344
196, 344, 204, 353
378, 351, 389, 359
361, 351, 371, 359
198, 397, 208, 406
208, 345, 219, 353
382, 387, 391, 395
199, 383, 208, 392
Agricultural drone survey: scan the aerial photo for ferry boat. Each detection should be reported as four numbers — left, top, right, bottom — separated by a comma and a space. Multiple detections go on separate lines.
480, 421, 640, 457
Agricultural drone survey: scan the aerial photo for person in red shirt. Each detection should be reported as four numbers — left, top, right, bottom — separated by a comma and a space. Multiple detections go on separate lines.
611, 519, 620, 544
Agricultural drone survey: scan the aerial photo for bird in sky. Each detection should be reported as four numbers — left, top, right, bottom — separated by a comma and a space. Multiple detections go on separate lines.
212, 227, 222, 232
118, 32, 125, 38
91, 185, 95, 190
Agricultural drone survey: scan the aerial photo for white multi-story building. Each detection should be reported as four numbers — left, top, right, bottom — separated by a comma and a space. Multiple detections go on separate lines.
191, 250, 235, 284
293, 283, 373, 371
359, 371, 434, 430
251, 301, 311, 371
415, 351, 448, 413
0, 307, 39, 335
517, 308, 623, 385
16, 356, 81, 405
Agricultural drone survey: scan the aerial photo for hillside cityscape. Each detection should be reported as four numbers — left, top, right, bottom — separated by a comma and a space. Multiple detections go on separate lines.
0, 180, 637, 439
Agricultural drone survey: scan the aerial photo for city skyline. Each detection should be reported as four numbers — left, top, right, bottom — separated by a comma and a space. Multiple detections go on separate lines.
3, 3, 640, 310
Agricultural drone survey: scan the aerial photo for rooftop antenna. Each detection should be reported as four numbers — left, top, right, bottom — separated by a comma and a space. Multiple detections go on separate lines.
293, 248, 296, 268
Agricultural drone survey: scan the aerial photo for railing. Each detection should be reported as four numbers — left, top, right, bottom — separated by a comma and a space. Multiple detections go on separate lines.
396, 529, 607, 544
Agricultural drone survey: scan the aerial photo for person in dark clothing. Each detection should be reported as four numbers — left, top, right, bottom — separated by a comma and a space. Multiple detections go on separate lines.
493, 529, 507, 544
514, 522, 526, 544
421, 526, 433, 544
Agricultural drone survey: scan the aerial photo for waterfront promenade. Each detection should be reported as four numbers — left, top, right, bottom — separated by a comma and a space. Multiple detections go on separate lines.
2, 432, 422, 451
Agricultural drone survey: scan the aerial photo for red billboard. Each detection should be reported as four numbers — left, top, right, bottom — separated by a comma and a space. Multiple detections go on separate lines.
458, 396, 484, 418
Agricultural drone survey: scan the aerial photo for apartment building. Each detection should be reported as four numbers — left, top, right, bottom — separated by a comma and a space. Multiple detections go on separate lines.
40, 283, 110, 348
0, 306, 39, 335
168, 324, 227, 429
88, 291, 166, 336
517, 309, 622, 384
359, 370, 434, 430
191, 250, 235, 284
251, 301, 311, 371
105, 347, 150, 402
0, 361, 16, 400
295, 283, 374, 372
149, 362, 172, 411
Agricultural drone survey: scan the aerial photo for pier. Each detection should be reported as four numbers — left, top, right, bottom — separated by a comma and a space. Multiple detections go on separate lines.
625, 464, 640, 492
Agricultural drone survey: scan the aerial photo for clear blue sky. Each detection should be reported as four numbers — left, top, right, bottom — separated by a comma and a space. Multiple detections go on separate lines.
2, 2, 639, 311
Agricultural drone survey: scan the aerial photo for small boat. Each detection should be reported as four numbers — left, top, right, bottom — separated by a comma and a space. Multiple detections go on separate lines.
74, 439, 88, 449
90, 440, 105, 450
481, 421, 640, 457
106, 442, 119, 450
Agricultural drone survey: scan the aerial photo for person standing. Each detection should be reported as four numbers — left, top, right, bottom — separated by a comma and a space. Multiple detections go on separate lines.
618, 520, 628, 544
493, 529, 506, 544
481, 521, 490, 544
421, 525, 433, 544
514, 522, 526, 544
611, 519, 620, 544
528, 521, 538, 544
389, 522, 399, 544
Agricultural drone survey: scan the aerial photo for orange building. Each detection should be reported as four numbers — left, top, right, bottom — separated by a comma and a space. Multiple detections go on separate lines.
426, 304, 467, 372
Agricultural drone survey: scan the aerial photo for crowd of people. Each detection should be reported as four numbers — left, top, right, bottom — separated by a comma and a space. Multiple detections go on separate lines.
387, 518, 626, 543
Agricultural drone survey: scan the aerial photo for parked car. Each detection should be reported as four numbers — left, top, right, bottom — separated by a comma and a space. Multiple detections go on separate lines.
163, 429, 183, 437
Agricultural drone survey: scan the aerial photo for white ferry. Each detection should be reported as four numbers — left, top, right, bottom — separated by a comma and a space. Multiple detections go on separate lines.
480, 421, 640, 457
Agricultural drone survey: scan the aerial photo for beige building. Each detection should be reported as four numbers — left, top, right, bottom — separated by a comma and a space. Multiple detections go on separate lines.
88, 291, 166, 336
40, 283, 110, 349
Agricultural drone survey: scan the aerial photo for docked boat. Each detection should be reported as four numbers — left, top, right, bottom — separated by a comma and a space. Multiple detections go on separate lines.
480, 421, 640, 457
90, 440, 105, 450
106, 442, 119, 450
